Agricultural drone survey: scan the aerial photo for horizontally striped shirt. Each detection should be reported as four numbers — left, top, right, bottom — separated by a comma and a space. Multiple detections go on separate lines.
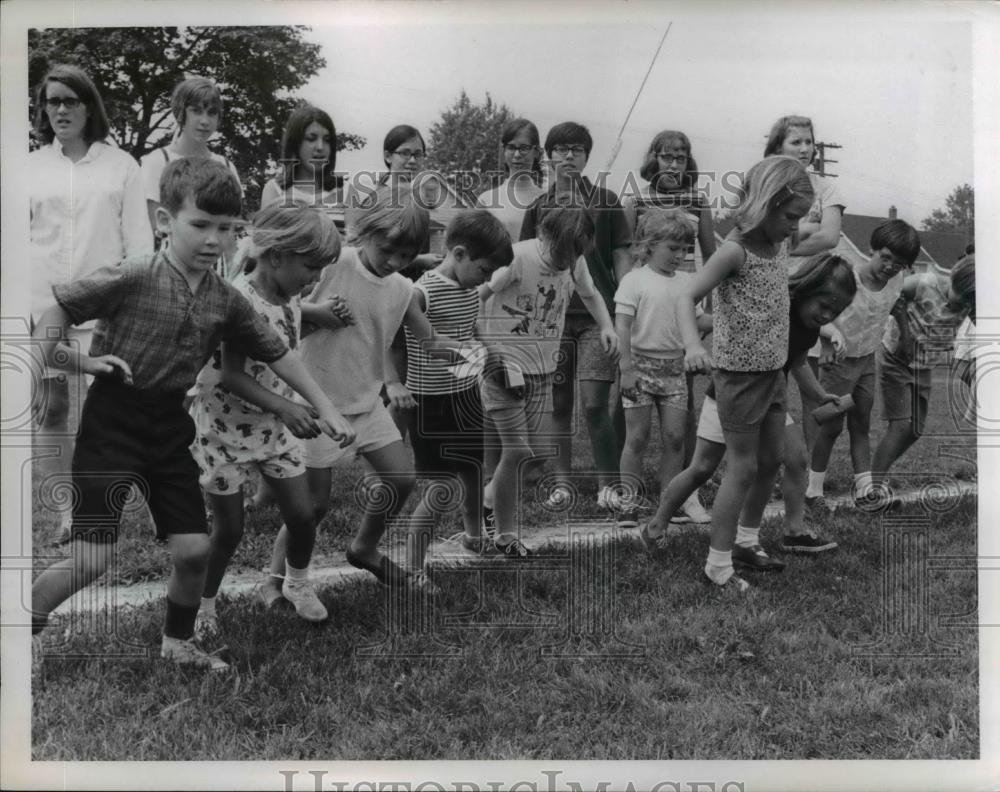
622, 184, 709, 273
404, 270, 480, 394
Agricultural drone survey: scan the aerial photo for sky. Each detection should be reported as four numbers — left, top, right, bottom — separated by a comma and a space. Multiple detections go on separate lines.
287, 1, 976, 225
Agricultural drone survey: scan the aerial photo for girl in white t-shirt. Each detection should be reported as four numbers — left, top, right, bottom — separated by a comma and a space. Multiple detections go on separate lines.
475, 118, 546, 242
614, 210, 710, 527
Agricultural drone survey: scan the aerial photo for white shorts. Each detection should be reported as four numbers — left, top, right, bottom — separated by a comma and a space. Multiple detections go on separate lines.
302, 400, 401, 468
697, 395, 793, 444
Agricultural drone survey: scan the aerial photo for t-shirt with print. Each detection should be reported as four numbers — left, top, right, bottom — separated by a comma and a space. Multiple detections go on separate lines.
807, 173, 846, 225
480, 238, 596, 375
519, 176, 631, 319
614, 266, 702, 359
882, 271, 971, 369
404, 269, 480, 395
832, 268, 905, 359
711, 230, 790, 372
621, 183, 710, 273
193, 273, 302, 425
299, 246, 413, 415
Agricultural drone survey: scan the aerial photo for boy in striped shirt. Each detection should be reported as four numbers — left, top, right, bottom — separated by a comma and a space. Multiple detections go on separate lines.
402, 211, 514, 591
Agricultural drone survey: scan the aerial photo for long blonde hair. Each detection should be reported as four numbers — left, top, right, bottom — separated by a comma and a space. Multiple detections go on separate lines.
735, 156, 814, 236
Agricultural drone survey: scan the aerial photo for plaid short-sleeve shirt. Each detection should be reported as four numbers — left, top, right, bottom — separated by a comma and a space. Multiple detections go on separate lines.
53, 252, 288, 393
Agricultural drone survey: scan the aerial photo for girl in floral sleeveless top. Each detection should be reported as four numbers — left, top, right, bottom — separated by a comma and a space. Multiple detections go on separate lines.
642, 156, 814, 591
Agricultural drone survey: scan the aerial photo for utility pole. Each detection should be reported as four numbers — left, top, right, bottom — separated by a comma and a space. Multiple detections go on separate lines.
813, 141, 842, 178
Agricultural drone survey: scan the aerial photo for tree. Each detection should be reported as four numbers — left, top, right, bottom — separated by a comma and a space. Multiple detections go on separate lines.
922, 183, 974, 239
28, 26, 365, 212
425, 90, 514, 201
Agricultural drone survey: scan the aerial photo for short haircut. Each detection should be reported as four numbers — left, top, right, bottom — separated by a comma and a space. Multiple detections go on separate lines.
763, 115, 816, 163
349, 181, 430, 251
632, 208, 695, 265
735, 156, 815, 236
382, 124, 425, 169
445, 209, 514, 271
788, 252, 857, 304
951, 253, 976, 308
33, 64, 111, 145
544, 121, 593, 159
870, 219, 921, 267
538, 205, 596, 267
170, 76, 223, 127
278, 103, 339, 190
501, 117, 542, 182
159, 157, 243, 217
247, 203, 341, 264
639, 129, 700, 189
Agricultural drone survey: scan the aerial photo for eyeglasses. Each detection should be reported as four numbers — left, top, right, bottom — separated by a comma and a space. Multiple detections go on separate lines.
393, 148, 425, 161
504, 144, 536, 155
551, 145, 587, 157
45, 97, 83, 110
656, 152, 688, 165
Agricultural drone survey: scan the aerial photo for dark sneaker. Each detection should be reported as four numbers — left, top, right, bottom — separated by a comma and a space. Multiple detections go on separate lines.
616, 508, 639, 529
460, 533, 502, 556
779, 533, 838, 553
732, 543, 786, 571
494, 536, 532, 558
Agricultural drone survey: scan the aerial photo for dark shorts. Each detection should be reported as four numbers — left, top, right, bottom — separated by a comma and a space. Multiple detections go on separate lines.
558, 314, 618, 384
712, 368, 786, 433
820, 352, 876, 405
409, 387, 485, 475
879, 346, 931, 428
70, 379, 208, 543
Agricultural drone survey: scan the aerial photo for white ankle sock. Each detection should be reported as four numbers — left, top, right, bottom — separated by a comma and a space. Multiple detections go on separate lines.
705, 547, 733, 584
285, 562, 309, 583
806, 469, 826, 498
853, 471, 873, 496
200, 596, 216, 614
735, 524, 759, 548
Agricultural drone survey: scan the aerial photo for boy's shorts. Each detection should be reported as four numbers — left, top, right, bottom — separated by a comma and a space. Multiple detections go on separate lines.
820, 352, 876, 405
190, 400, 305, 496
622, 352, 687, 409
879, 346, 931, 426
409, 386, 485, 475
558, 315, 617, 383
69, 379, 207, 543
302, 400, 401, 468
480, 371, 553, 433
712, 368, 786, 433
698, 394, 792, 444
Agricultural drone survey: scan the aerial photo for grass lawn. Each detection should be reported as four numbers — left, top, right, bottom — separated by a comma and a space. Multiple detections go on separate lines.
30, 367, 979, 759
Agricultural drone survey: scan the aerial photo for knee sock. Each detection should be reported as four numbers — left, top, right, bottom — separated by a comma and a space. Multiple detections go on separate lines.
163, 597, 200, 640
806, 469, 826, 498
705, 547, 734, 584
200, 595, 216, 616
735, 524, 759, 548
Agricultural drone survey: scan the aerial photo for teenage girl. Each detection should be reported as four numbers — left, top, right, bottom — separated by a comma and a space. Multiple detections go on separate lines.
476, 117, 546, 242
642, 156, 815, 590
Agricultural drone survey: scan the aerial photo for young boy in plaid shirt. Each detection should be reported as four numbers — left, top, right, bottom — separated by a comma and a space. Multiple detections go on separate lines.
30, 158, 352, 671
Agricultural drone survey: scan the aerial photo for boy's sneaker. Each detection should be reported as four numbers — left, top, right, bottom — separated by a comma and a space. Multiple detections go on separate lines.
678, 493, 711, 524
596, 486, 620, 513
281, 578, 329, 623
194, 610, 220, 642
407, 568, 441, 597
459, 533, 501, 556
542, 486, 573, 511
257, 579, 285, 609
616, 506, 640, 529
706, 570, 751, 593
161, 635, 229, 672
732, 543, 785, 571
494, 536, 532, 558
482, 506, 496, 538
780, 533, 838, 553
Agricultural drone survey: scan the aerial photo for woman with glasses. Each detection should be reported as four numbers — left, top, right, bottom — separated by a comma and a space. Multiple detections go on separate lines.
29, 64, 153, 542
475, 118, 546, 241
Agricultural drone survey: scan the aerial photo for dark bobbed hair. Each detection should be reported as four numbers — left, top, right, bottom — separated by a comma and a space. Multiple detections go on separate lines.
159, 157, 243, 217
638, 129, 699, 190
170, 76, 223, 127
278, 104, 338, 190
32, 64, 111, 146
382, 124, 426, 170
445, 209, 514, 271
501, 118, 542, 183
788, 252, 857, 304
870, 219, 921, 267
763, 115, 816, 164
543, 122, 592, 159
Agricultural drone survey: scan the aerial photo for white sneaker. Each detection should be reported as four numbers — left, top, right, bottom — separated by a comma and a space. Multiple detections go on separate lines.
161, 635, 229, 672
596, 486, 620, 512
679, 492, 711, 524
542, 485, 573, 510
281, 578, 329, 622
194, 610, 220, 642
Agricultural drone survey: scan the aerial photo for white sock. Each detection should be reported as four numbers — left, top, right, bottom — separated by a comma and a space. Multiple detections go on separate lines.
853, 471, 873, 496
735, 524, 759, 548
705, 547, 733, 584
200, 596, 216, 614
483, 487, 494, 510
285, 561, 309, 584
806, 469, 826, 498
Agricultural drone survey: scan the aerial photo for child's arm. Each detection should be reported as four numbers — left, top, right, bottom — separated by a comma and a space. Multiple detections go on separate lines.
890, 276, 919, 362
32, 303, 132, 383
695, 311, 713, 336
679, 241, 744, 371
264, 351, 356, 445
790, 206, 843, 257
615, 312, 638, 399
580, 293, 620, 362
300, 296, 355, 330
789, 352, 839, 406
697, 209, 717, 263
818, 323, 846, 365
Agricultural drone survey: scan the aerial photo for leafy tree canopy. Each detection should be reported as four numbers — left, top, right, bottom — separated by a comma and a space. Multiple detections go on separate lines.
922, 183, 974, 238
28, 26, 365, 212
